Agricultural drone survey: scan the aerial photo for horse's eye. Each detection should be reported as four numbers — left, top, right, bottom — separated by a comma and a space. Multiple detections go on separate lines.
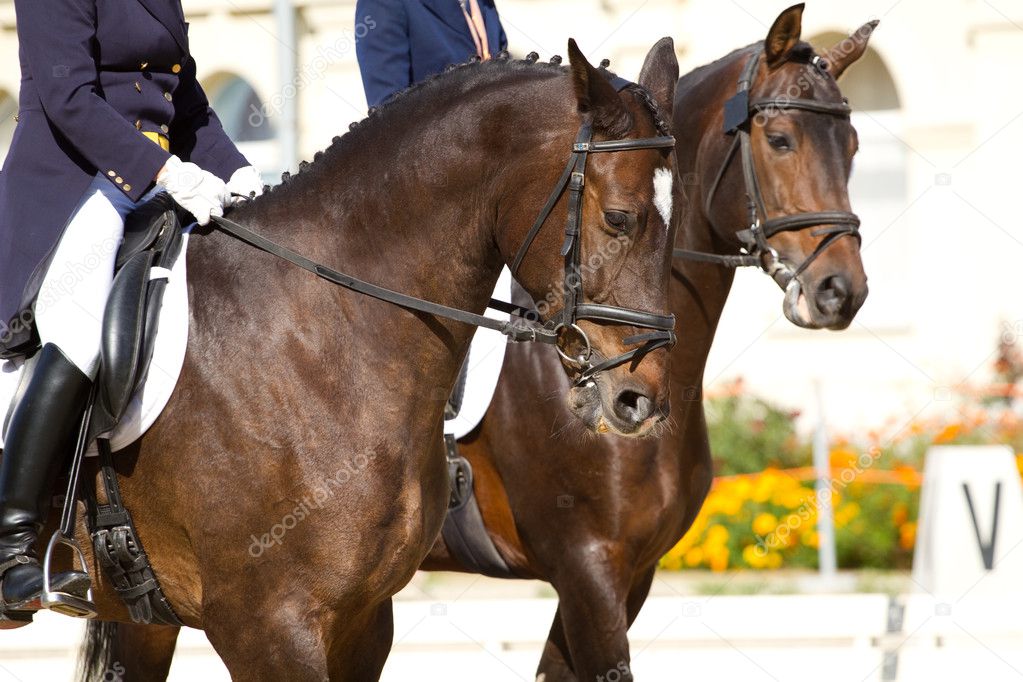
604, 211, 630, 231
767, 133, 792, 151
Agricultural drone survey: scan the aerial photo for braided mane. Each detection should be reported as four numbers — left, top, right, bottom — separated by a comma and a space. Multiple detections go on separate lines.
254, 51, 670, 198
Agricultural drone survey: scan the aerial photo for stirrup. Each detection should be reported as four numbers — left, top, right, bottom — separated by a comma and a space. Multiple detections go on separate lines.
40, 531, 96, 618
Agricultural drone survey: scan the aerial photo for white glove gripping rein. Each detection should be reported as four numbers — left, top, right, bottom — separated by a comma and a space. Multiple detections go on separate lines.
155, 155, 229, 226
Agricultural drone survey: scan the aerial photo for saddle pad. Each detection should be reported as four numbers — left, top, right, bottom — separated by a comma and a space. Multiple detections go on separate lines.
444, 267, 512, 440
0, 235, 190, 454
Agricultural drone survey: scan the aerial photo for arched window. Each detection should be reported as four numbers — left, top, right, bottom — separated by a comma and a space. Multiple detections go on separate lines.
808, 32, 907, 330
0, 92, 17, 166
203, 72, 277, 178
204, 73, 275, 143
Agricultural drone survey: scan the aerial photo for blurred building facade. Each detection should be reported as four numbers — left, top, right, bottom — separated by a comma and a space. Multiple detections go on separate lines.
0, 0, 1019, 433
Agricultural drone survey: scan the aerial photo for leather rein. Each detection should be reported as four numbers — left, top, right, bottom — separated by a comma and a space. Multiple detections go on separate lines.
211, 82, 676, 385
673, 51, 861, 287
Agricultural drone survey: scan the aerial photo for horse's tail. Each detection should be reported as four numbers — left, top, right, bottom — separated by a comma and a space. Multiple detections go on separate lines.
75, 620, 119, 682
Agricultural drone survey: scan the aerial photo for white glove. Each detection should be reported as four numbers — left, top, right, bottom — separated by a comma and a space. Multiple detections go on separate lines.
156, 155, 229, 226
226, 165, 264, 205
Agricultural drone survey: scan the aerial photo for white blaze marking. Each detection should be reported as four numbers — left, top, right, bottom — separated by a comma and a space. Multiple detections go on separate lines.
653, 167, 673, 229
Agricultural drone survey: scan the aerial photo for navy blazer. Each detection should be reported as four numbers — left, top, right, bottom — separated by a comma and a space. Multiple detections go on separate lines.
355, 0, 508, 108
0, 0, 249, 355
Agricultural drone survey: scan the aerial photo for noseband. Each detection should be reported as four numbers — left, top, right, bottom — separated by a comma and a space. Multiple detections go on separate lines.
674, 51, 861, 287
212, 78, 676, 386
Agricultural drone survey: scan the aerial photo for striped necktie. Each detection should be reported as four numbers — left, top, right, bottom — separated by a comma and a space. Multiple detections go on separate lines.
459, 0, 491, 61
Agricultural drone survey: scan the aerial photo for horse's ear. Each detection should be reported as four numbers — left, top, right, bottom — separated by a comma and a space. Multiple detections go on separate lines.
764, 3, 805, 69
823, 20, 879, 80
638, 37, 679, 121
567, 38, 630, 136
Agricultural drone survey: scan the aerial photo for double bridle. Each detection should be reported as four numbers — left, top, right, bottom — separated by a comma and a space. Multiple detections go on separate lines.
212, 77, 676, 385
674, 51, 861, 287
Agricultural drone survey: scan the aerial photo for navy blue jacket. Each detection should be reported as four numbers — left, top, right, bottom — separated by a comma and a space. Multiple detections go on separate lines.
0, 0, 248, 355
355, 0, 507, 108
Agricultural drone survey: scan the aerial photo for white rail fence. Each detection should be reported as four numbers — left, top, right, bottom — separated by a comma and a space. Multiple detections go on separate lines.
3, 593, 1023, 681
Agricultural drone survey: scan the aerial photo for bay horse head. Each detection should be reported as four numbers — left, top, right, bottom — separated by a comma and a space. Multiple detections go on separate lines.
501, 39, 680, 436
691, 4, 873, 329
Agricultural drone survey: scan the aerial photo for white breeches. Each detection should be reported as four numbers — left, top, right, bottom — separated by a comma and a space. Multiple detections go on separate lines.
33, 174, 158, 378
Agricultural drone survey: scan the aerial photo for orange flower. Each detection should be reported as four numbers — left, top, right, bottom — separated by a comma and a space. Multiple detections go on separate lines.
829, 446, 859, 470
892, 503, 908, 527
934, 423, 962, 443
899, 521, 917, 551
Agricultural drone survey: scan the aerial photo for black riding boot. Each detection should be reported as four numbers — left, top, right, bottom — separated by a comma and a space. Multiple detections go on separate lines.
0, 344, 92, 609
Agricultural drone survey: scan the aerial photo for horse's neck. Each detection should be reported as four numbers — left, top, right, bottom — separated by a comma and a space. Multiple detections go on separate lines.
218, 138, 507, 429
669, 209, 736, 396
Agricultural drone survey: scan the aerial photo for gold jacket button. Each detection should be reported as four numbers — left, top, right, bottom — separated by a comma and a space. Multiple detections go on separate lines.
171, 64, 181, 74
134, 82, 142, 92
115, 176, 123, 184
123, 184, 132, 192
135, 119, 142, 129
160, 124, 169, 133
163, 92, 172, 102
108, 170, 116, 177
140, 62, 149, 70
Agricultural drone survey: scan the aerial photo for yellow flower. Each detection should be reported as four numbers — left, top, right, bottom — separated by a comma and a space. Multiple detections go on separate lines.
684, 547, 705, 567
752, 513, 778, 536
708, 544, 729, 572
751, 469, 780, 503
834, 502, 860, 528
742, 544, 770, 568
705, 524, 729, 547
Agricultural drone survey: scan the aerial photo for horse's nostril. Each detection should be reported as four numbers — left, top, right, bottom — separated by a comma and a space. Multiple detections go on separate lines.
612, 389, 654, 425
818, 275, 851, 315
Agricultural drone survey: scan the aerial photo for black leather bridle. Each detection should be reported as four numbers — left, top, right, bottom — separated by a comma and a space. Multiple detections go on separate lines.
674, 51, 861, 287
212, 80, 676, 385
502, 115, 677, 382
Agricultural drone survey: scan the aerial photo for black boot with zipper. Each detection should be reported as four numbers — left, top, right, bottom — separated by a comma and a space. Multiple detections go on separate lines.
0, 344, 92, 611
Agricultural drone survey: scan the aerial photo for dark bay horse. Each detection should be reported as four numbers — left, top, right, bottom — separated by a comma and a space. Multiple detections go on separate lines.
26, 38, 682, 681
80, 7, 875, 681
418, 7, 872, 681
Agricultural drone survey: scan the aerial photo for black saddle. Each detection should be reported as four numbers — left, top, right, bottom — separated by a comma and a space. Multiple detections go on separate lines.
89, 192, 186, 440
2, 193, 186, 441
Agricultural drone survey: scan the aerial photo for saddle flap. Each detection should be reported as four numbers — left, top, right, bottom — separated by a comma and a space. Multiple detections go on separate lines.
91, 196, 184, 439
92, 251, 158, 438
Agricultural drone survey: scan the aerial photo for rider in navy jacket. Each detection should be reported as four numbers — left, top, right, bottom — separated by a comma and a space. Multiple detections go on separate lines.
355, 0, 508, 108
0, 0, 249, 355
0, 0, 259, 618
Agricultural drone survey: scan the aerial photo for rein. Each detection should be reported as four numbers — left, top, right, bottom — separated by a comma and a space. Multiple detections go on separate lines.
673, 51, 861, 286
212, 82, 676, 385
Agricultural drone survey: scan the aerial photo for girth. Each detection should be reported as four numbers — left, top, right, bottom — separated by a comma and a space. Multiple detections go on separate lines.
673, 50, 860, 285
